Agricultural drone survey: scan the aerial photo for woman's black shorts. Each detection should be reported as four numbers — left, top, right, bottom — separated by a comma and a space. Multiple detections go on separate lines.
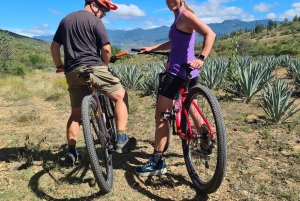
158, 72, 198, 100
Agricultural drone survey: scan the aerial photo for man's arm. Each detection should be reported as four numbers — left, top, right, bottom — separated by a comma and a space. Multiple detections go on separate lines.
101, 43, 111, 66
51, 41, 63, 66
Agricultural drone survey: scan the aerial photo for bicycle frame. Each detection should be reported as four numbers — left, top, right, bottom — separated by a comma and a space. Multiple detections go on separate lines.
77, 70, 110, 139
162, 65, 215, 141
131, 48, 214, 140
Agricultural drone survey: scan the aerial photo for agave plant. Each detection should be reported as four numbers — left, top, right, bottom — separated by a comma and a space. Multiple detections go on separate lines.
118, 64, 144, 90
224, 63, 275, 103
260, 79, 300, 124
200, 58, 228, 89
286, 60, 300, 79
255, 55, 278, 70
277, 55, 292, 67
238, 56, 253, 68
140, 61, 165, 97
295, 75, 300, 91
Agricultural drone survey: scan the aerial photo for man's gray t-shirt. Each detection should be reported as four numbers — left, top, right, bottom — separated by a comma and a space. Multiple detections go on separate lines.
53, 10, 110, 72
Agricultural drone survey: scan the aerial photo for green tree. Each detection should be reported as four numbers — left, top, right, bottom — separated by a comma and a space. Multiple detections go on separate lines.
111, 46, 121, 55
0, 31, 14, 71
283, 18, 289, 25
0, 31, 25, 76
267, 20, 275, 33
254, 23, 264, 33
293, 15, 298, 22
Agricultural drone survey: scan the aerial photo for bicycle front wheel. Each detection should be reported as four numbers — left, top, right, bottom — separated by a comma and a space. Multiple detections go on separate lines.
182, 85, 227, 194
81, 95, 113, 193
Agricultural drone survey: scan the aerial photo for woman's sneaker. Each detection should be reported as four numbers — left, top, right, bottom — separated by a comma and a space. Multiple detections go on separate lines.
136, 157, 167, 176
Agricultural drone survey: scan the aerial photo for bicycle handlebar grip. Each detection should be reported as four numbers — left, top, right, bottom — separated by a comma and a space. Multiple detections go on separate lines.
181, 63, 191, 70
115, 51, 128, 57
131, 48, 141, 52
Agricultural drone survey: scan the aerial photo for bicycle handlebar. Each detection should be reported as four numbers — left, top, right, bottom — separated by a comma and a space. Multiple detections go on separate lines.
131, 48, 169, 56
131, 48, 192, 70
56, 51, 128, 73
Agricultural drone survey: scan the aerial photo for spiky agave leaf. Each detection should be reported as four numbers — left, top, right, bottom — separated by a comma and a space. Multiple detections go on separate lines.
260, 79, 300, 124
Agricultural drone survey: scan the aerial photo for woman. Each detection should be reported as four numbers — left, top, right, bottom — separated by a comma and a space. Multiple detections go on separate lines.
136, 0, 216, 176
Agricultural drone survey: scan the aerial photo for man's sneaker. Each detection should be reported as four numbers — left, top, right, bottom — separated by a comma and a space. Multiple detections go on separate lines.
64, 152, 78, 167
115, 134, 137, 153
136, 157, 167, 177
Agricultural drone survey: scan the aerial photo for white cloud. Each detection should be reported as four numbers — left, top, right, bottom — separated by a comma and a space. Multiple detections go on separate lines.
49, 8, 61, 15
253, 2, 273, 12
9, 24, 51, 37
277, 2, 300, 20
189, 1, 244, 20
110, 4, 146, 19
292, 2, 300, 8
265, 13, 277, 19
278, 9, 299, 19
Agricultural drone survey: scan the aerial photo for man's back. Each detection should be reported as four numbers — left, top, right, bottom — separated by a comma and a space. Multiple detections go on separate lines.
53, 10, 110, 72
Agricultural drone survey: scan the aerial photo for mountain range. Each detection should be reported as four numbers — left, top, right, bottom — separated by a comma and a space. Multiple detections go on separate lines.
33, 19, 279, 51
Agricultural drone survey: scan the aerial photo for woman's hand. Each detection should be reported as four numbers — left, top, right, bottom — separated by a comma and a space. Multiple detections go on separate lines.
188, 59, 205, 69
139, 46, 153, 53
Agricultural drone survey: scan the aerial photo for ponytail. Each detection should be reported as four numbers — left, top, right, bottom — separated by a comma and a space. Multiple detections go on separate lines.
184, 2, 194, 13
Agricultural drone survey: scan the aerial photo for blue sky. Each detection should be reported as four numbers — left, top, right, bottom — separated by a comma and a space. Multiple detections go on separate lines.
0, 0, 299, 37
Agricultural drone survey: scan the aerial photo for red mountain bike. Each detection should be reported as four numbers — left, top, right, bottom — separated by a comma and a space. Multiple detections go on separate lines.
131, 49, 227, 194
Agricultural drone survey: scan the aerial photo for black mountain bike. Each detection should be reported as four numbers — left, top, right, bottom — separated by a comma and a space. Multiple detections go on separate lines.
79, 52, 127, 193
131, 48, 227, 194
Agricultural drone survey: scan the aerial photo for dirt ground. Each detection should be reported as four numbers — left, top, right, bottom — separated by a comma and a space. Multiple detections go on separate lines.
0, 73, 300, 201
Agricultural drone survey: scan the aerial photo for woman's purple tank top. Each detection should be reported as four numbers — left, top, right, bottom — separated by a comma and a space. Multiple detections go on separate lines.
168, 9, 199, 80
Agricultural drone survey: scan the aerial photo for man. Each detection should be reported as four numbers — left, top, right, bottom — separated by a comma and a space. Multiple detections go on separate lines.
51, 0, 136, 167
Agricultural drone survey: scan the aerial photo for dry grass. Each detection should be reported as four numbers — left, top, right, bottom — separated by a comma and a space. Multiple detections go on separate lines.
0, 71, 300, 200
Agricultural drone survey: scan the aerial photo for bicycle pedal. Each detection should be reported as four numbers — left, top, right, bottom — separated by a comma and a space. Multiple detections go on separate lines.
160, 112, 172, 120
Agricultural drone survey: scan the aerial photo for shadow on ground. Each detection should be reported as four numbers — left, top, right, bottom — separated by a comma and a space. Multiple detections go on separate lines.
1, 140, 209, 200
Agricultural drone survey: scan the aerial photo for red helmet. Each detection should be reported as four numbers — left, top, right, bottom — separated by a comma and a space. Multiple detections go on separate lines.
85, 0, 118, 11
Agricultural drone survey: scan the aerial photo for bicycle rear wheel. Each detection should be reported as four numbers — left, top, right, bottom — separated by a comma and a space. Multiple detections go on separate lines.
182, 85, 227, 194
81, 95, 113, 193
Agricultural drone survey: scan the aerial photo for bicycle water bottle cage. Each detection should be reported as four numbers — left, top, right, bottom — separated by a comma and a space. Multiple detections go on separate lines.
160, 112, 175, 121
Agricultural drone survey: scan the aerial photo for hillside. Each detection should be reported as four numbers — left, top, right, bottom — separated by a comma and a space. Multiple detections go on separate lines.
1, 19, 299, 76
33, 19, 280, 50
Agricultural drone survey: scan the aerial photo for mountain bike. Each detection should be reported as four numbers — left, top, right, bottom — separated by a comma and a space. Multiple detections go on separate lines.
76, 52, 127, 193
131, 48, 227, 194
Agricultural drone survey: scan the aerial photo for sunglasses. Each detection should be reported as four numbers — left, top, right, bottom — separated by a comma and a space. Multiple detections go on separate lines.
97, 4, 109, 17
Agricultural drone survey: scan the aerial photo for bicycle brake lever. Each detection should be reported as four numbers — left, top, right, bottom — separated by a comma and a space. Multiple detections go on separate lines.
109, 56, 117, 63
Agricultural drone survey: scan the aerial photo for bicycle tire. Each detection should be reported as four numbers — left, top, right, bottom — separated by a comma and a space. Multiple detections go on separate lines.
181, 85, 227, 194
81, 95, 113, 193
100, 95, 117, 150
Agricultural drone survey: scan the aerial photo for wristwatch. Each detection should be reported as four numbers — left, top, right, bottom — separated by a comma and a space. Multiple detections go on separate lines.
198, 54, 206, 61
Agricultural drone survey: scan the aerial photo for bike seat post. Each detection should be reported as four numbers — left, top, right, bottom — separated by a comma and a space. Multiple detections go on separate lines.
184, 68, 192, 94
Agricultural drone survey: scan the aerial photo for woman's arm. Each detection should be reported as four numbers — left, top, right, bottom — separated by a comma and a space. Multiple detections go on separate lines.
140, 41, 171, 52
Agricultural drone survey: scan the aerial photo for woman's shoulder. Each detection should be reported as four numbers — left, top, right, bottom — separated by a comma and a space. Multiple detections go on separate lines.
181, 9, 196, 19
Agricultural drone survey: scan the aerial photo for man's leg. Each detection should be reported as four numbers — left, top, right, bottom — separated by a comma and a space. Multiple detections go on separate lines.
105, 88, 136, 153
66, 107, 81, 146
64, 107, 81, 167
105, 87, 128, 131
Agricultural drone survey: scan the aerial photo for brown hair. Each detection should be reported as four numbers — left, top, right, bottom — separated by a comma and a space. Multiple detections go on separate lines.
184, 2, 194, 13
